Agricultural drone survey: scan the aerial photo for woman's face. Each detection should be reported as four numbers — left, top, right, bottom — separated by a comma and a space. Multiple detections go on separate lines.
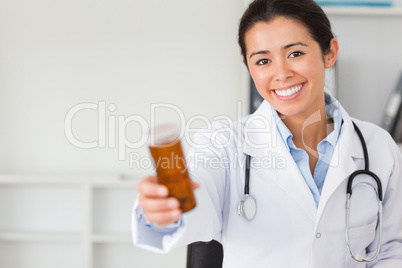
245, 17, 338, 119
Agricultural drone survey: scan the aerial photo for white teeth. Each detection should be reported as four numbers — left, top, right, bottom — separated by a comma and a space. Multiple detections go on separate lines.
275, 84, 303, 97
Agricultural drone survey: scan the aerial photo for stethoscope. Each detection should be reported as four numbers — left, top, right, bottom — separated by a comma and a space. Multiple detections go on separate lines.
237, 122, 383, 263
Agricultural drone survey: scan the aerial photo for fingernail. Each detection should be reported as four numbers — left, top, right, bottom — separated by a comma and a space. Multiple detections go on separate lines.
157, 187, 168, 196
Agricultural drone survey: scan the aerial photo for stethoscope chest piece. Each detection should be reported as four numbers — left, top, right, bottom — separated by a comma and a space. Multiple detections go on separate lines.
238, 194, 257, 221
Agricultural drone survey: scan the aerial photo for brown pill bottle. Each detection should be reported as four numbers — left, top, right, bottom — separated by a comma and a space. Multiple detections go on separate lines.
148, 124, 196, 212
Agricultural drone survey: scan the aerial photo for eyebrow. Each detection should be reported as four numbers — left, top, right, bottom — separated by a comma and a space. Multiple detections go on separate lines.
249, 42, 308, 59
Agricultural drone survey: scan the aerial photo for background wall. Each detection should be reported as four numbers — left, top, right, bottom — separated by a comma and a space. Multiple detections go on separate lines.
0, 0, 247, 176
329, 12, 402, 125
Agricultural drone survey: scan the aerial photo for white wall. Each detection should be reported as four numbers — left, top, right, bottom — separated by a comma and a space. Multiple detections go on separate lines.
328, 13, 402, 125
0, 0, 246, 175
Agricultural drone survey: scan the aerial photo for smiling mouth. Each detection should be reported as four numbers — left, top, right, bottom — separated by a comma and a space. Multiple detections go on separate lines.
274, 83, 303, 97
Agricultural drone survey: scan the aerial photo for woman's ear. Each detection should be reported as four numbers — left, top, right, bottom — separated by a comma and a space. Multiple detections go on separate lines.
324, 38, 339, 69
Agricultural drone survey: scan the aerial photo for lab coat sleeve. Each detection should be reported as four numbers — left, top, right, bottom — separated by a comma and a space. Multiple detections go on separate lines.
131, 199, 187, 253
132, 122, 231, 253
368, 142, 402, 267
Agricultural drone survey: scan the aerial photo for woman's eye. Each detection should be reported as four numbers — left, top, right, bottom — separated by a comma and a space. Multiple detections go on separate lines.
256, 59, 270, 65
289, 51, 304, 58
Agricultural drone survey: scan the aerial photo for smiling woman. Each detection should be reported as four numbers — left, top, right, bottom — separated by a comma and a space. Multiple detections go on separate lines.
243, 16, 339, 176
132, 0, 402, 267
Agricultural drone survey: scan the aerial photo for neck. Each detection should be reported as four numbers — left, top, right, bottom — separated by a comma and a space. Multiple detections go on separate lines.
280, 104, 333, 156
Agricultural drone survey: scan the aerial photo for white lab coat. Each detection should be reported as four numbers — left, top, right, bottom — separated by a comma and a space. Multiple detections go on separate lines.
132, 100, 402, 268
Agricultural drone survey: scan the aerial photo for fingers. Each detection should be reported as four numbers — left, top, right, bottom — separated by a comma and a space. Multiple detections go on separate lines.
137, 175, 199, 227
144, 207, 182, 227
139, 196, 180, 212
137, 175, 200, 198
139, 195, 182, 227
137, 176, 169, 198
137, 176, 182, 227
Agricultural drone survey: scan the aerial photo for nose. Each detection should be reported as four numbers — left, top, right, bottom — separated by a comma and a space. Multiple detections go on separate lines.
273, 60, 293, 81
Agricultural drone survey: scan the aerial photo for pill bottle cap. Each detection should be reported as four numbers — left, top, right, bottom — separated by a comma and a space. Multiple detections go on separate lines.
149, 124, 180, 146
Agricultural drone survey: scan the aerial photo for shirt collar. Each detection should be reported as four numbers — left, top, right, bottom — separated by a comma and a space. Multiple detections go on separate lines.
270, 92, 343, 151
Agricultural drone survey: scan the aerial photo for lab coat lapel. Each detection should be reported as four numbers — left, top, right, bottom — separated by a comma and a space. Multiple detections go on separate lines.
316, 105, 363, 220
267, 148, 318, 221
242, 101, 317, 221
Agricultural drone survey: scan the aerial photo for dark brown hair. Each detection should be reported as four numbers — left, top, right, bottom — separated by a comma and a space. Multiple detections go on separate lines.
238, 0, 334, 66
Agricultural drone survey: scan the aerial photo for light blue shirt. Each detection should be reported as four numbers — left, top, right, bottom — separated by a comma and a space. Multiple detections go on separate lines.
271, 93, 343, 207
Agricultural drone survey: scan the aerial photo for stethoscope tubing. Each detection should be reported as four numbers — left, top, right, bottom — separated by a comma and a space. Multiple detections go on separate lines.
347, 122, 383, 201
239, 121, 383, 263
345, 122, 383, 262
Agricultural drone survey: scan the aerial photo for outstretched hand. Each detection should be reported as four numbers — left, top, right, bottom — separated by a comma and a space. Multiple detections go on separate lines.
137, 176, 199, 227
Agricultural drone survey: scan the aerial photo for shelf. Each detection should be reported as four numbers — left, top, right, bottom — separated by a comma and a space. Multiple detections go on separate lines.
92, 188, 137, 235
92, 234, 132, 244
0, 184, 83, 233
0, 232, 81, 242
323, 6, 402, 16
0, 175, 184, 268
92, 244, 187, 268
0, 241, 83, 268
0, 174, 122, 184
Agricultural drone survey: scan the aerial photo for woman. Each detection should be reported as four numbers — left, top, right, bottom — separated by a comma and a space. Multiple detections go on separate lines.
132, 0, 402, 267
